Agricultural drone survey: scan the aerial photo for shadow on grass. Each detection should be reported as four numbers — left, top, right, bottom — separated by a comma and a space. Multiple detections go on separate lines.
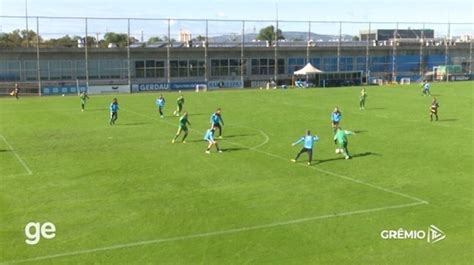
0, 149, 11, 152
222, 134, 255, 138
437, 118, 458, 122
187, 113, 208, 116
315, 152, 381, 164
82, 108, 107, 112
367, 107, 385, 110
117, 122, 150, 126
220, 147, 248, 152
183, 139, 206, 143
354, 130, 368, 134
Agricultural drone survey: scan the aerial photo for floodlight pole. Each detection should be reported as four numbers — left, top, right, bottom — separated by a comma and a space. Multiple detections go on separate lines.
444, 22, 450, 82
241, 20, 245, 88
419, 23, 425, 78
273, 3, 279, 84
166, 19, 171, 86
306, 21, 311, 64
337, 21, 342, 72
36, 17, 41, 95
85, 18, 89, 91
127, 19, 131, 92
365, 22, 371, 85
25, 0, 29, 48
205, 20, 209, 85
391, 22, 398, 83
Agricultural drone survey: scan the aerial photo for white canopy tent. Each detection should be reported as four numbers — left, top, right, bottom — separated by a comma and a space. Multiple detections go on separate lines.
293, 63, 323, 87
293, 63, 323, 75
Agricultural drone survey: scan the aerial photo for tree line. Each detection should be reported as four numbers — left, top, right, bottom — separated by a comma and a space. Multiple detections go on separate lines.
0, 25, 283, 48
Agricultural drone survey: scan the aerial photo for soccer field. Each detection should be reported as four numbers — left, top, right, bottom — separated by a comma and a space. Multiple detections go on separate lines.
0, 82, 472, 264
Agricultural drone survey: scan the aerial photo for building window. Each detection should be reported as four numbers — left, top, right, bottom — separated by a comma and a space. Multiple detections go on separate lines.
135, 61, 145, 78
189, 60, 205, 77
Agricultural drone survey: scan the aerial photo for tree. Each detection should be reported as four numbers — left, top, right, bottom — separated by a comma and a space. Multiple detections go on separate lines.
194, 35, 206, 42
103, 32, 129, 47
352, 36, 360, 41
256, 25, 284, 42
163, 35, 176, 43
0, 29, 41, 48
147, 36, 163, 43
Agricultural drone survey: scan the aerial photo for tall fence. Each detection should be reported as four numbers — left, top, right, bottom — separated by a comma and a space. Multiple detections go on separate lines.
0, 16, 473, 94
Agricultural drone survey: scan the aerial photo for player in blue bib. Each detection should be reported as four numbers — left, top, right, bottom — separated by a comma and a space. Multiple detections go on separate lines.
210, 108, 224, 138
156, 94, 166, 118
109, 98, 119, 125
204, 127, 222, 154
331, 106, 342, 133
291, 130, 319, 165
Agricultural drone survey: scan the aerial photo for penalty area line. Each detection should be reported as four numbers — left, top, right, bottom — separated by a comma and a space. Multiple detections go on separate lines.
0, 201, 426, 264
0, 134, 32, 176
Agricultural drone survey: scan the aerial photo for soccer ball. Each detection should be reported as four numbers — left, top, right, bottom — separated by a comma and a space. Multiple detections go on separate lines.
335, 149, 341, 154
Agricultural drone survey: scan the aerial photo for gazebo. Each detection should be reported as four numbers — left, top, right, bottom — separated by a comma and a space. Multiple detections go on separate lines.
293, 63, 323, 75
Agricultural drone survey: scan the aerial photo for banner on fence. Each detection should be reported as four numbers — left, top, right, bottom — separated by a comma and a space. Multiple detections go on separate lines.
88, 85, 130, 94
208, 80, 243, 89
42, 85, 86, 95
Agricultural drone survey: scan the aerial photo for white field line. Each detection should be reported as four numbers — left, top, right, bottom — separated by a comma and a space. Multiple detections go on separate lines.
228, 124, 270, 150
124, 109, 428, 205
0, 134, 32, 176
0, 201, 426, 265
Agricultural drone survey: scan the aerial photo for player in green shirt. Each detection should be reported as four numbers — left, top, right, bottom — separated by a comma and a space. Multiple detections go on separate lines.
173, 95, 185, 116
334, 128, 356, 160
79, 91, 89, 112
172, 112, 191, 143
359, 88, 367, 110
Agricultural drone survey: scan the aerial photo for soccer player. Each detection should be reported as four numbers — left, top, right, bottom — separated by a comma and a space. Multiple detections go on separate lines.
430, 97, 439, 121
210, 108, 224, 138
331, 106, 342, 132
156, 94, 166, 118
79, 91, 89, 112
10, 83, 20, 100
334, 127, 355, 160
109, 98, 119, 125
291, 130, 319, 165
359, 88, 367, 110
172, 112, 191, 143
204, 127, 222, 154
173, 95, 185, 116
421, 81, 431, 96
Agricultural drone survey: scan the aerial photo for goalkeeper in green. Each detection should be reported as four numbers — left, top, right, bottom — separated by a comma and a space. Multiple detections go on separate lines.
173, 95, 185, 116
334, 128, 355, 160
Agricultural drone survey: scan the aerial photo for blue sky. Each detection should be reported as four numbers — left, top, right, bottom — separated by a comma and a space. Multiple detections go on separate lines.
0, 0, 472, 39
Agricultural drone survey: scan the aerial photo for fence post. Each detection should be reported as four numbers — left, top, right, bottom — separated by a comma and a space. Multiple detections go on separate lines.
84, 18, 89, 91
36, 16, 41, 95
241, 20, 245, 88
365, 22, 371, 85
337, 21, 342, 72
444, 22, 450, 82
127, 18, 131, 92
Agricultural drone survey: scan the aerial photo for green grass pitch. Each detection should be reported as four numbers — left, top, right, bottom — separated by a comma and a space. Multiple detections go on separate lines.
0, 82, 472, 264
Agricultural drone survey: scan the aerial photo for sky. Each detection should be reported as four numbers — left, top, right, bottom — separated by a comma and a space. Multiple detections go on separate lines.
0, 0, 472, 39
